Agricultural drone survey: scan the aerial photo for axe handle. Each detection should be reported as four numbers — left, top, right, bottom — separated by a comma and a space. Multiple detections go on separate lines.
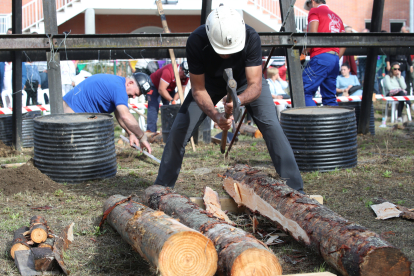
220, 92, 233, 154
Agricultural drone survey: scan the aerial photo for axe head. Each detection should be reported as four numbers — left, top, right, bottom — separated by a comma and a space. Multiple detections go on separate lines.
223, 68, 242, 122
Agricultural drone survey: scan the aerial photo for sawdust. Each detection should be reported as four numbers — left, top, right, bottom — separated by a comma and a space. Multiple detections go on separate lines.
0, 160, 64, 196
0, 140, 18, 157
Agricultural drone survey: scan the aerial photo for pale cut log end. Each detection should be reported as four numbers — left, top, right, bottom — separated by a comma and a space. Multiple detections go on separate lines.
231, 248, 282, 276
254, 130, 263, 139
159, 231, 218, 276
10, 244, 30, 259
360, 247, 411, 276
31, 228, 48, 244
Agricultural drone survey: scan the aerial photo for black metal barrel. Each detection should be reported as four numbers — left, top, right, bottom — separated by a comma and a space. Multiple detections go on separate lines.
22, 111, 42, 148
0, 114, 13, 146
33, 113, 117, 183
339, 102, 375, 135
280, 107, 358, 172
161, 104, 181, 142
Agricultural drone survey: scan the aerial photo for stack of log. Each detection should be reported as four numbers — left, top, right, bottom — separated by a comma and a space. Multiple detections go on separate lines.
10, 215, 74, 275
145, 185, 282, 276
222, 164, 412, 276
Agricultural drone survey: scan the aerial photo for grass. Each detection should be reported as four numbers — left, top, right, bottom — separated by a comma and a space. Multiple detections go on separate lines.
0, 102, 413, 275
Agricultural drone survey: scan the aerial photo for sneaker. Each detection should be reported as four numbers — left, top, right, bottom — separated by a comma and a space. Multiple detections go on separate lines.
397, 117, 403, 123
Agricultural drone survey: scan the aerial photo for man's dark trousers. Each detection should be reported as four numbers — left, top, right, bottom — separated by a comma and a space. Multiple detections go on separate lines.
155, 78, 304, 192
25, 80, 39, 106
147, 85, 175, 133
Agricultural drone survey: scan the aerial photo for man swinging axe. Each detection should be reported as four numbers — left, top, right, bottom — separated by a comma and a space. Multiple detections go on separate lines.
153, 4, 304, 193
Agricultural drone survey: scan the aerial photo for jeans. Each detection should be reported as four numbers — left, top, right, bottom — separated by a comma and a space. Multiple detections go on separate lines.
25, 80, 38, 106
302, 53, 339, 106
387, 91, 411, 117
154, 78, 304, 192
146, 85, 175, 132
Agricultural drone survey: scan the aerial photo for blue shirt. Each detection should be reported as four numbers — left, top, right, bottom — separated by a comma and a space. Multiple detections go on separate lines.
336, 75, 362, 95
0, 62, 27, 95
267, 78, 288, 96
63, 74, 129, 113
25, 63, 41, 84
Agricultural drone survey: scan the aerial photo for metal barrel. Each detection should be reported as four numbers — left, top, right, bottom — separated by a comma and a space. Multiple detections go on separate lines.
338, 102, 375, 135
22, 111, 42, 148
33, 113, 117, 183
0, 114, 13, 146
161, 104, 181, 142
280, 106, 358, 172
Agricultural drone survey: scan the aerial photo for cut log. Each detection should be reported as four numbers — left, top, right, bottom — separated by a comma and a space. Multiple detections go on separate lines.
1, 162, 25, 168
103, 195, 217, 276
145, 185, 282, 276
222, 164, 411, 276
31, 247, 57, 271
147, 132, 163, 144
38, 238, 55, 250
10, 226, 31, 259
238, 124, 262, 138
29, 215, 49, 244
203, 187, 234, 225
52, 223, 74, 275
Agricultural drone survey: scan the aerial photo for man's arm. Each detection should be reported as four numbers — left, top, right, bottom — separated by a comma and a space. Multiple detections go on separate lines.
339, 48, 346, 59
191, 73, 232, 130
114, 105, 152, 153
237, 65, 262, 105
158, 79, 173, 101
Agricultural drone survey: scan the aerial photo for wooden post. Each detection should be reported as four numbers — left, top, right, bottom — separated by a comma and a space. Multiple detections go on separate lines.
12, 0, 23, 151
279, 0, 306, 108
200, 0, 212, 25
358, 0, 385, 134
156, 0, 196, 151
43, 0, 64, 114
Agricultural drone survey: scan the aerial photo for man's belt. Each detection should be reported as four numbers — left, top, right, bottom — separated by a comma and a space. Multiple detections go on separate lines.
326, 51, 339, 56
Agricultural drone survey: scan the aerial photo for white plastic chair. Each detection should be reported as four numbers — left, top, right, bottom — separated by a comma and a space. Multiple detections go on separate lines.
1, 90, 27, 107
37, 88, 50, 106
382, 79, 412, 123
129, 95, 147, 131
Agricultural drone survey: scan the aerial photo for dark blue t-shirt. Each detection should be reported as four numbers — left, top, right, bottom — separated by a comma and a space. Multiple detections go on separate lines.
63, 74, 128, 113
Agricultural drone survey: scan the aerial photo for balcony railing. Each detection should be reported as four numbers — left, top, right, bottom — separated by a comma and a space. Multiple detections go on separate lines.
0, 14, 12, 34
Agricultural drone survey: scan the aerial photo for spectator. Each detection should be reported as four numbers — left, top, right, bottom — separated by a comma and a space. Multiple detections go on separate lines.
270, 57, 287, 81
302, 0, 346, 106
6, 28, 12, 35
336, 63, 362, 96
342, 26, 357, 75
356, 28, 369, 84
60, 60, 76, 96
267, 67, 289, 99
24, 62, 41, 106
383, 62, 413, 122
401, 26, 410, 33
147, 61, 189, 133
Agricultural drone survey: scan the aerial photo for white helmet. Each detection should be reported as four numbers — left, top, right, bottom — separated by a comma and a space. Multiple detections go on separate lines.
205, 5, 245, 55
303, 0, 312, 11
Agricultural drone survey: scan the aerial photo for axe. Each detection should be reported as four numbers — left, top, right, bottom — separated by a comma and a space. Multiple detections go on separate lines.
221, 68, 241, 154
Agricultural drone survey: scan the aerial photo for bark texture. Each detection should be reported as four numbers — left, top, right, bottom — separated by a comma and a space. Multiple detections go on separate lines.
145, 185, 282, 276
29, 215, 49, 243
238, 124, 263, 138
103, 195, 217, 276
52, 222, 74, 275
31, 247, 57, 271
223, 164, 411, 276
147, 132, 163, 144
10, 226, 30, 259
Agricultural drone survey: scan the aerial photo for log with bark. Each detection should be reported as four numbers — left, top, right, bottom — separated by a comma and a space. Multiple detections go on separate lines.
222, 164, 411, 276
10, 226, 31, 259
28, 215, 49, 244
203, 187, 234, 225
103, 195, 218, 276
53, 222, 74, 275
238, 124, 263, 138
38, 238, 55, 250
145, 185, 282, 276
147, 132, 163, 144
31, 247, 57, 271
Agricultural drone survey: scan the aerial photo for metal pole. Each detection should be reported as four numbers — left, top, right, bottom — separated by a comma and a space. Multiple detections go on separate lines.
279, 0, 306, 108
12, 0, 23, 151
43, 0, 63, 114
200, 0, 212, 25
358, 0, 385, 134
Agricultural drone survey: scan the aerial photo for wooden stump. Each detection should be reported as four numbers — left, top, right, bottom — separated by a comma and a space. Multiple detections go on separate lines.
223, 164, 411, 276
10, 226, 30, 259
31, 247, 57, 271
145, 185, 282, 276
238, 124, 262, 138
103, 195, 218, 276
147, 132, 163, 144
29, 215, 49, 244
38, 238, 55, 250
53, 223, 74, 275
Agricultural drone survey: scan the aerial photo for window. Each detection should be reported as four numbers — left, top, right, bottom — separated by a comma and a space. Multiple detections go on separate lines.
390, 21, 405, 33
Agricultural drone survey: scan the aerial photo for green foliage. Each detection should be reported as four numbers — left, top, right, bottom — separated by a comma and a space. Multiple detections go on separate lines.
382, 170, 392, 178
365, 200, 374, 208
314, 262, 327, 272
54, 189, 64, 197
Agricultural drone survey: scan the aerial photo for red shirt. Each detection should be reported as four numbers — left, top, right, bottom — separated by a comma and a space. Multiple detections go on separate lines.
278, 65, 287, 81
308, 5, 345, 58
150, 64, 189, 93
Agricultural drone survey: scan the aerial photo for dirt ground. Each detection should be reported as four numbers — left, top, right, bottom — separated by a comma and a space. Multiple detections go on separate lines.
0, 102, 413, 276
0, 141, 18, 158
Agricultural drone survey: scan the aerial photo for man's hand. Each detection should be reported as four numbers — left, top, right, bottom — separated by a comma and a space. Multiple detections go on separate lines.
129, 133, 152, 154
129, 133, 140, 148
276, 95, 284, 99
223, 97, 234, 116
215, 113, 233, 131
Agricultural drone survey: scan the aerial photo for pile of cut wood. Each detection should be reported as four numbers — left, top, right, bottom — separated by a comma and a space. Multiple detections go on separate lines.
11, 215, 74, 275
